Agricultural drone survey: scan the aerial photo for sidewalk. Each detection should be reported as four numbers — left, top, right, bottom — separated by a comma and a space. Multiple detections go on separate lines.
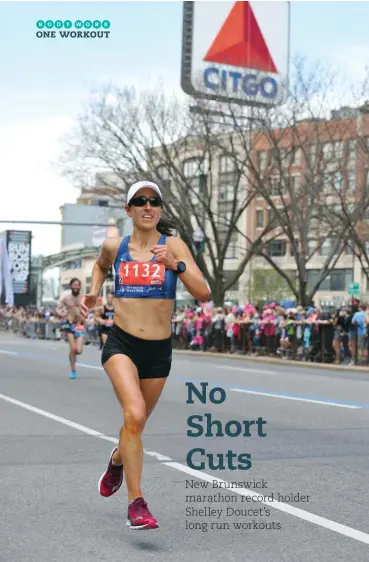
172, 349, 369, 372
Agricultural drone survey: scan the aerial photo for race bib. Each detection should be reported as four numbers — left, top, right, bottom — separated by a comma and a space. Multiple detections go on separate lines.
118, 262, 165, 286
105, 319, 113, 326
74, 324, 84, 332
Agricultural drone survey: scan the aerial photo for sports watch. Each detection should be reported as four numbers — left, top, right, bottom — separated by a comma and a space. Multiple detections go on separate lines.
175, 261, 186, 274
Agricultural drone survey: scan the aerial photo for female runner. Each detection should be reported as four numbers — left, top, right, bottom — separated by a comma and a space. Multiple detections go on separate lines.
80, 180, 210, 530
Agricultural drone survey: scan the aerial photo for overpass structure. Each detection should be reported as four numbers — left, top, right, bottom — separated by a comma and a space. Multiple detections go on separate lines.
42, 246, 99, 270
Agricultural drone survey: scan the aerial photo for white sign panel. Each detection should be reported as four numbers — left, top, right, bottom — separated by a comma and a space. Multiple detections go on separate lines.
181, 1, 290, 106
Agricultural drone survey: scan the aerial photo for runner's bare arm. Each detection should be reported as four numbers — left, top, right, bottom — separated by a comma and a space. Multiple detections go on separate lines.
168, 238, 210, 302
55, 297, 67, 318
94, 305, 105, 326
90, 239, 120, 297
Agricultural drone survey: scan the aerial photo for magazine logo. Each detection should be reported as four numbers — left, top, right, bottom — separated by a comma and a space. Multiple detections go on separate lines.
36, 20, 111, 39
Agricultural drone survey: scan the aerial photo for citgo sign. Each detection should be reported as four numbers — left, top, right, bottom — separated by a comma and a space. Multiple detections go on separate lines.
181, 1, 289, 107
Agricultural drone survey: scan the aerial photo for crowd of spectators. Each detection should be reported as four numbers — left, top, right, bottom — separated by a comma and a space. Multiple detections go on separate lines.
171, 300, 369, 365
1, 299, 369, 365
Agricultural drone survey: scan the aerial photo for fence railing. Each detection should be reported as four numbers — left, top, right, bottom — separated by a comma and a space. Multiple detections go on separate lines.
0, 315, 365, 366
0, 317, 100, 347
171, 320, 363, 366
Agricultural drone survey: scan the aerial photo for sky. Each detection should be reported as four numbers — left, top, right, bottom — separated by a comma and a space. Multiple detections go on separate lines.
1, 0, 369, 264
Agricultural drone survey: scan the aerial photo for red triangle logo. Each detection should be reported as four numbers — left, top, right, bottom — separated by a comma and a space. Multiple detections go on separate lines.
204, 1, 277, 73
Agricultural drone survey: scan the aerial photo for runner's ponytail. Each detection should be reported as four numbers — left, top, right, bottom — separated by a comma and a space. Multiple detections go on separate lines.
157, 217, 177, 237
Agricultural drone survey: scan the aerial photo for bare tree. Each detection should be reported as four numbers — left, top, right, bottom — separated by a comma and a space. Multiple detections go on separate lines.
321, 122, 369, 289
206, 58, 369, 306
58, 85, 275, 305
58, 58, 369, 307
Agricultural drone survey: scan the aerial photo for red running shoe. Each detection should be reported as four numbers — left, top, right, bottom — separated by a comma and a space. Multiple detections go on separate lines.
126, 497, 159, 530
98, 447, 124, 497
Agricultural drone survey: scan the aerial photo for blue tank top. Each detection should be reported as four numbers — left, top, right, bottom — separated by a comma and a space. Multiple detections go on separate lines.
114, 235, 177, 299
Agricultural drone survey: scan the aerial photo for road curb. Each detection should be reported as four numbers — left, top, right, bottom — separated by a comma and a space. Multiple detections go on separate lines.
172, 349, 369, 373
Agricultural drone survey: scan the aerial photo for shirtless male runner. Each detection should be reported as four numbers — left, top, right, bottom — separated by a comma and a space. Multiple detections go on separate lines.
56, 278, 84, 379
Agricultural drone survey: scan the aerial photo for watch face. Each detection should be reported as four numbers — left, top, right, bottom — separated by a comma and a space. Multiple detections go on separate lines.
177, 261, 186, 273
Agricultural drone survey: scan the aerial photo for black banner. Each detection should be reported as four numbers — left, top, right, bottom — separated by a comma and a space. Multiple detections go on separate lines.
6, 230, 32, 306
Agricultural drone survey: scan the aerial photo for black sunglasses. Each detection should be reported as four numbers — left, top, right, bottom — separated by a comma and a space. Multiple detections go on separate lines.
128, 196, 162, 207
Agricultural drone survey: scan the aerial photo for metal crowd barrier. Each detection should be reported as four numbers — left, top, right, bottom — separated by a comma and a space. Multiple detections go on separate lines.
0, 317, 101, 347
171, 320, 363, 365
0, 314, 365, 366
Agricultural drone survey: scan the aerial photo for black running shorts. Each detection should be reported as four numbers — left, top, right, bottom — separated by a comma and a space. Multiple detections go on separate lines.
101, 323, 172, 380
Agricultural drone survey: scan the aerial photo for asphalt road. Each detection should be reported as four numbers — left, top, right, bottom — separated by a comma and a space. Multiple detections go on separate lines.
1, 331, 369, 562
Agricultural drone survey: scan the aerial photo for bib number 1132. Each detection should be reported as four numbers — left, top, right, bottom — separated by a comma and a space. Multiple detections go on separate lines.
119, 262, 165, 286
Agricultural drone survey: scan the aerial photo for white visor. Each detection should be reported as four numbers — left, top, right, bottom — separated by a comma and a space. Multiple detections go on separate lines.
126, 181, 163, 205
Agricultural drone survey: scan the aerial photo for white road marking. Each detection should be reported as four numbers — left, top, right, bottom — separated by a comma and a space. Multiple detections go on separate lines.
231, 388, 361, 409
145, 450, 172, 461
2, 354, 360, 410
214, 365, 275, 375
0, 392, 368, 545
77, 363, 104, 370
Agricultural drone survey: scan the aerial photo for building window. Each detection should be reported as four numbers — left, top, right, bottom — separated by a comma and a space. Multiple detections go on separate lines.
307, 270, 329, 291
291, 148, 301, 166
310, 215, 319, 230
323, 172, 342, 193
219, 232, 238, 259
279, 148, 287, 166
322, 142, 343, 161
347, 139, 356, 162
184, 158, 202, 178
323, 142, 334, 161
218, 159, 237, 234
256, 210, 264, 228
320, 238, 340, 256
330, 269, 354, 291
306, 269, 353, 292
334, 141, 344, 159
157, 165, 170, 180
219, 184, 235, 203
258, 151, 267, 170
184, 158, 205, 217
345, 243, 355, 255
320, 239, 331, 256
270, 176, 281, 196
332, 171, 343, 191
308, 144, 317, 165
219, 155, 236, 174
308, 239, 318, 256
267, 240, 286, 257
348, 169, 356, 191
289, 175, 300, 191
157, 165, 171, 190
